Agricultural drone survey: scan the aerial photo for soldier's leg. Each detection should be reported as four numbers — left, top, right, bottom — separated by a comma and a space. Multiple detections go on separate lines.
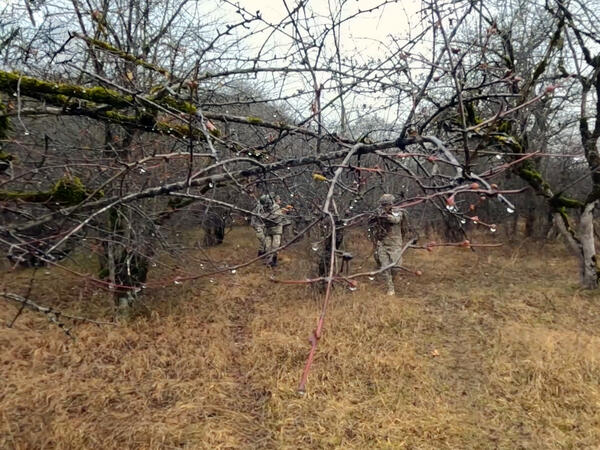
383, 269, 395, 295
256, 228, 266, 256
377, 244, 395, 295
388, 247, 403, 295
373, 242, 383, 269
269, 233, 281, 266
263, 234, 273, 264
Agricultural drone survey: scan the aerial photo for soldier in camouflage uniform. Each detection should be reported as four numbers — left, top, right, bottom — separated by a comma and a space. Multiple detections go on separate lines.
251, 194, 284, 266
368, 193, 408, 296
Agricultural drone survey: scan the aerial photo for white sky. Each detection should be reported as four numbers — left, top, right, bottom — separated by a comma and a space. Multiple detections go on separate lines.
198, 0, 426, 128
226, 0, 423, 58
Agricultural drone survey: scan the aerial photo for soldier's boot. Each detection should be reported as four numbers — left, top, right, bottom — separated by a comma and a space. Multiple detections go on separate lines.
269, 254, 278, 267
384, 272, 395, 296
386, 273, 396, 295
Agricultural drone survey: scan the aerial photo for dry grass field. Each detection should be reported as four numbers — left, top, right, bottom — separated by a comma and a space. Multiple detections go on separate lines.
2, 226, 600, 449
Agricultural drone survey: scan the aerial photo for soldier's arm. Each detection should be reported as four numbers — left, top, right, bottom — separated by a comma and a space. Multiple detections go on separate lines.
383, 208, 403, 224
400, 210, 410, 234
273, 206, 285, 224
250, 205, 264, 229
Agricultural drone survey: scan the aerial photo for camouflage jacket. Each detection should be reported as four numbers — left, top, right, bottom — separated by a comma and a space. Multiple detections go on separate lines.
251, 203, 284, 235
251, 204, 265, 230
265, 204, 285, 235
368, 206, 407, 247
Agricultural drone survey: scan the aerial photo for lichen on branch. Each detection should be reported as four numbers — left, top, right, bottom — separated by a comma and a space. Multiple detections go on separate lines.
72, 33, 171, 78
0, 176, 102, 205
0, 71, 134, 107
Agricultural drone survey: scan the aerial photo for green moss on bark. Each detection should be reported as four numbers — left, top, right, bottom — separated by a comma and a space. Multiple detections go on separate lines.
80, 35, 170, 77
157, 96, 197, 114
51, 176, 89, 204
0, 71, 133, 107
0, 176, 102, 205
516, 160, 551, 194
465, 102, 482, 126
246, 116, 263, 124
0, 101, 10, 139
550, 194, 584, 209
0, 151, 13, 161
0, 71, 221, 139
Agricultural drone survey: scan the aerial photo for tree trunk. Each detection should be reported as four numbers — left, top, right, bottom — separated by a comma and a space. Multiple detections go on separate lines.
201, 207, 229, 247
579, 202, 598, 289
510, 213, 519, 240
544, 211, 558, 240
202, 216, 226, 247
524, 204, 536, 238
317, 221, 345, 292
554, 205, 599, 289
442, 215, 463, 242
99, 124, 151, 315
98, 206, 150, 316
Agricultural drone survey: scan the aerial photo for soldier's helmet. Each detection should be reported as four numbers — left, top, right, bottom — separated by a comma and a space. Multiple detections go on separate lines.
259, 194, 273, 206
379, 194, 395, 206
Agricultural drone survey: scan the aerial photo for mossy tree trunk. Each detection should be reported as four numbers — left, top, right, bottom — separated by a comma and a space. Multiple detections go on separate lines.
102, 206, 150, 315
98, 123, 150, 315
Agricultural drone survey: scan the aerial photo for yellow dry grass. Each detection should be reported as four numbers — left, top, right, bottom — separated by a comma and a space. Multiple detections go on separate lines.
2, 227, 600, 449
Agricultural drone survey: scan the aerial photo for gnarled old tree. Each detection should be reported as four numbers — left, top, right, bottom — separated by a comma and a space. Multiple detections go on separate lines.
1, 0, 599, 388
426, 0, 600, 288
490, 0, 600, 289
550, 0, 600, 289
469, 0, 600, 289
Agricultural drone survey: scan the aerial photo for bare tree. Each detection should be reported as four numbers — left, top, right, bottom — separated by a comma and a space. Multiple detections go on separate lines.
3, 0, 599, 390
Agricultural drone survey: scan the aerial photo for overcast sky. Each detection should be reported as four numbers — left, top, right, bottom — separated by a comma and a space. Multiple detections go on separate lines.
223, 0, 422, 57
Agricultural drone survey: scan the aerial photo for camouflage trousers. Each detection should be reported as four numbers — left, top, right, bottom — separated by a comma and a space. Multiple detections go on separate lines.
374, 241, 402, 292
255, 227, 267, 254
265, 233, 282, 266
